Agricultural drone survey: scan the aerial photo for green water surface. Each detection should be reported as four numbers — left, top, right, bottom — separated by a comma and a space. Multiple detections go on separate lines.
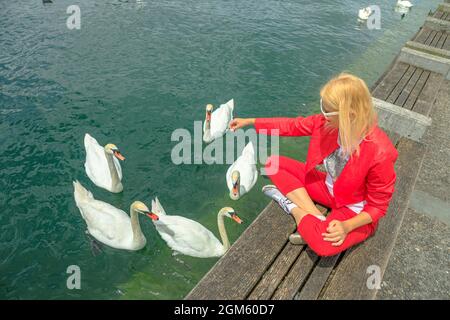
0, 0, 441, 299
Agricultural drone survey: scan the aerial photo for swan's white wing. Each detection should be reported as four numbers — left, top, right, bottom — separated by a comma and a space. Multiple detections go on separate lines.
226, 142, 258, 193
84, 134, 113, 189
210, 99, 234, 139
152, 196, 167, 216
241, 141, 256, 164
155, 215, 222, 257
74, 191, 132, 248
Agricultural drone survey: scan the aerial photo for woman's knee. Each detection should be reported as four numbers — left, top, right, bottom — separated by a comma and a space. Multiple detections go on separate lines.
298, 219, 342, 257
308, 242, 342, 257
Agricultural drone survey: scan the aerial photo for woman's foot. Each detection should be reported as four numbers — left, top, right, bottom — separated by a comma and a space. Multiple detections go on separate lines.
262, 185, 298, 214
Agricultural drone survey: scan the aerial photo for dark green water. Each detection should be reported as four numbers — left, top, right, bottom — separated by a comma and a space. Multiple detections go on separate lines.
0, 0, 440, 299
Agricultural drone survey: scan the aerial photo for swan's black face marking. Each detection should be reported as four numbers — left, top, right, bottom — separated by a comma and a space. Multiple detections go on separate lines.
112, 149, 125, 161
231, 213, 243, 224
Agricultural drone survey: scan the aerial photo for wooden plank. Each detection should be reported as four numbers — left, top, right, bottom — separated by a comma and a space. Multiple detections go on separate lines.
434, 10, 444, 19
319, 138, 426, 299
394, 68, 423, 107
413, 27, 432, 44
386, 65, 416, 104
185, 201, 296, 300
295, 254, 341, 300
372, 62, 409, 101
424, 30, 437, 46
271, 247, 319, 300
247, 242, 303, 300
431, 31, 443, 47
403, 70, 430, 111
443, 35, 450, 50
412, 72, 444, 116
247, 205, 328, 300
436, 33, 447, 49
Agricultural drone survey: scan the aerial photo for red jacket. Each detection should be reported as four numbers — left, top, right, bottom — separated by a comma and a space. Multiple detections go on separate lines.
255, 114, 398, 225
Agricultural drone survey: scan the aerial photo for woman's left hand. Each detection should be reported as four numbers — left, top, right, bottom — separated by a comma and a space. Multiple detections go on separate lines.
322, 220, 349, 246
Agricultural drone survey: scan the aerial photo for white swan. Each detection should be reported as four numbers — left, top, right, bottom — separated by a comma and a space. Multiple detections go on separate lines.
226, 141, 258, 200
396, 0, 413, 9
203, 99, 234, 143
149, 198, 242, 258
73, 181, 157, 251
84, 133, 125, 193
358, 7, 372, 20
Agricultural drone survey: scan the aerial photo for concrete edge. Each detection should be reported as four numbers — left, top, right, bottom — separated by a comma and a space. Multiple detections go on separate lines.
373, 98, 432, 142
438, 3, 450, 12
398, 47, 450, 79
424, 16, 450, 32
405, 41, 450, 59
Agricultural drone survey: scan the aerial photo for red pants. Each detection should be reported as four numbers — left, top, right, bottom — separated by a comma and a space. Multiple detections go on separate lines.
265, 155, 375, 257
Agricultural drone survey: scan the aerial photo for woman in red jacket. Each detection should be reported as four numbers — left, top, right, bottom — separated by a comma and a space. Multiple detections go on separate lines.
229, 73, 398, 257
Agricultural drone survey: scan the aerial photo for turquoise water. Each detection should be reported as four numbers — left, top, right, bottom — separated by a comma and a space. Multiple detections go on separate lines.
0, 0, 440, 299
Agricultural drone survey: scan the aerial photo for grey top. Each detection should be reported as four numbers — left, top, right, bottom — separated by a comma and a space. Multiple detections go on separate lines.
323, 144, 349, 183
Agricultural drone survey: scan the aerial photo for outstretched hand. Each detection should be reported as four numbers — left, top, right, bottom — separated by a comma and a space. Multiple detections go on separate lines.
229, 118, 255, 131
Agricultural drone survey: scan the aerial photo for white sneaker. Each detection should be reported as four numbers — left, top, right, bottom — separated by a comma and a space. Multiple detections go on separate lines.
262, 185, 298, 214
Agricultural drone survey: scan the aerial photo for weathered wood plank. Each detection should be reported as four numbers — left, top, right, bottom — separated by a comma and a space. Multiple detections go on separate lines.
412, 72, 444, 116
372, 62, 409, 101
386, 65, 416, 104
436, 33, 447, 49
443, 34, 450, 50
247, 242, 303, 300
434, 10, 445, 19
295, 254, 341, 300
431, 31, 443, 47
403, 70, 430, 110
247, 204, 328, 300
425, 30, 438, 45
394, 67, 423, 107
319, 138, 426, 300
185, 201, 296, 300
271, 247, 319, 300
414, 27, 432, 44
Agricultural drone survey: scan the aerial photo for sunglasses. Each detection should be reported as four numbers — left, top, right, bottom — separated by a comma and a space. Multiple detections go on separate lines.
320, 98, 339, 117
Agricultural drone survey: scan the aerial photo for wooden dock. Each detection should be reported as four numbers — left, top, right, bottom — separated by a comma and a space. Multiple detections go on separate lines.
186, 2, 450, 300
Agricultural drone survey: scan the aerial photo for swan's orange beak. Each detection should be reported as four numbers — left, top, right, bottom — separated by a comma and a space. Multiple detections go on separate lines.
206, 111, 211, 122
146, 212, 159, 221
113, 150, 125, 161
231, 213, 243, 224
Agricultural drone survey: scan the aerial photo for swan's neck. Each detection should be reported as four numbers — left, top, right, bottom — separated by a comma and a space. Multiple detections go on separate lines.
104, 150, 120, 187
130, 208, 144, 244
217, 212, 230, 251
203, 118, 212, 142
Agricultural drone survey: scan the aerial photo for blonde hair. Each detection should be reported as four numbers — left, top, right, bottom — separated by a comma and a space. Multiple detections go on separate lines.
320, 72, 377, 157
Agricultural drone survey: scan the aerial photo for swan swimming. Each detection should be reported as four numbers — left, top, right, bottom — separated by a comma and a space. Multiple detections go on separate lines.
73, 181, 157, 251
149, 198, 242, 258
396, 0, 413, 9
203, 99, 234, 143
226, 141, 258, 200
358, 7, 372, 20
84, 133, 125, 193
